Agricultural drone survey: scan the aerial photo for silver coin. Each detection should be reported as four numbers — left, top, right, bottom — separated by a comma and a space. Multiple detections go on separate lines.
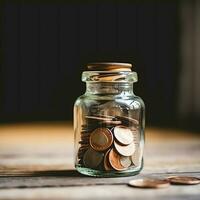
113, 126, 134, 145
114, 141, 136, 156
131, 148, 142, 166
120, 156, 132, 168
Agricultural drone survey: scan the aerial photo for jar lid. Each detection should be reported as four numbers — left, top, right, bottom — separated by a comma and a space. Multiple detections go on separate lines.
87, 62, 132, 72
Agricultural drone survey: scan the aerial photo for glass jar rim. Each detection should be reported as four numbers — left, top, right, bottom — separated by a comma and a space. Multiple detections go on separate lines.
82, 71, 138, 83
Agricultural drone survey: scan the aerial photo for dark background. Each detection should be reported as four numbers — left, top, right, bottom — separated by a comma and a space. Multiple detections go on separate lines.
1, 1, 197, 130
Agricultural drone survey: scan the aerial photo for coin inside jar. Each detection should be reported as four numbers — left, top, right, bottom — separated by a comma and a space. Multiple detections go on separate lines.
113, 126, 134, 145
108, 148, 125, 171
114, 141, 136, 157
90, 128, 113, 151
131, 148, 142, 166
100, 120, 122, 126
104, 150, 113, 171
119, 156, 132, 168
85, 115, 114, 122
128, 178, 170, 189
167, 176, 200, 185
116, 116, 139, 127
83, 148, 104, 168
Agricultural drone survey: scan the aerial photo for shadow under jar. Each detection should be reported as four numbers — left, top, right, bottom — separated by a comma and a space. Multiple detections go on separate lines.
74, 62, 145, 177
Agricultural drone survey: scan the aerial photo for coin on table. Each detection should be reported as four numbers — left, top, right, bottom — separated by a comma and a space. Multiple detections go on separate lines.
114, 141, 135, 156
128, 178, 170, 188
83, 147, 104, 168
108, 148, 125, 171
167, 176, 200, 185
113, 125, 134, 145
104, 150, 113, 171
90, 128, 113, 151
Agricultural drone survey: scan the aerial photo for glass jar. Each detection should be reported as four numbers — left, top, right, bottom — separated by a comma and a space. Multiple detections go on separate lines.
74, 62, 145, 177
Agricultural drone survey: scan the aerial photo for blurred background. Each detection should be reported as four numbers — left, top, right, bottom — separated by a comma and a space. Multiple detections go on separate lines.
0, 0, 200, 131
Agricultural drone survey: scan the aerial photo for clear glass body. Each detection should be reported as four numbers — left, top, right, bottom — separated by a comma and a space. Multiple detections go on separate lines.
74, 71, 145, 177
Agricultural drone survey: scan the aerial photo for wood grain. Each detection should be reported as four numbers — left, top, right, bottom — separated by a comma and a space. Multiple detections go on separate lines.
0, 122, 200, 199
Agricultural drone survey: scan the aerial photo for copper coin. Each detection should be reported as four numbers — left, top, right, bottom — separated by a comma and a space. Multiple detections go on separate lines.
80, 136, 90, 141
78, 146, 88, 151
93, 74, 127, 81
78, 154, 84, 159
87, 62, 132, 71
128, 179, 170, 188
79, 141, 89, 145
81, 128, 96, 133
86, 115, 114, 122
81, 132, 91, 136
83, 148, 104, 168
79, 144, 89, 148
80, 140, 89, 145
167, 176, 200, 185
81, 133, 90, 137
81, 131, 91, 135
104, 150, 113, 171
78, 147, 89, 153
113, 126, 134, 145
93, 114, 116, 119
78, 150, 88, 157
78, 152, 87, 158
80, 135, 90, 139
78, 150, 87, 155
114, 141, 136, 156
108, 148, 125, 171
90, 128, 113, 151
78, 149, 88, 158
79, 143, 89, 147
100, 120, 122, 126
116, 116, 139, 127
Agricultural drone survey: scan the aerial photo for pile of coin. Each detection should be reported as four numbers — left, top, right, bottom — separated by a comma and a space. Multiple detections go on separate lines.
128, 176, 200, 189
77, 115, 141, 171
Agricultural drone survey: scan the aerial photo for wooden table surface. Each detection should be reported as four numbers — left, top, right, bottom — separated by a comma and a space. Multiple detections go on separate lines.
0, 122, 200, 200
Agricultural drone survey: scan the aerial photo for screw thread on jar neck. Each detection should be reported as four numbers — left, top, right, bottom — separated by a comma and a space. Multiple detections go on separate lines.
85, 82, 134, 95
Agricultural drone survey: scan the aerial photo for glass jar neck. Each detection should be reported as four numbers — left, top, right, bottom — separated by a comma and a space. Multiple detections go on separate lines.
85, 82, 134, 95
